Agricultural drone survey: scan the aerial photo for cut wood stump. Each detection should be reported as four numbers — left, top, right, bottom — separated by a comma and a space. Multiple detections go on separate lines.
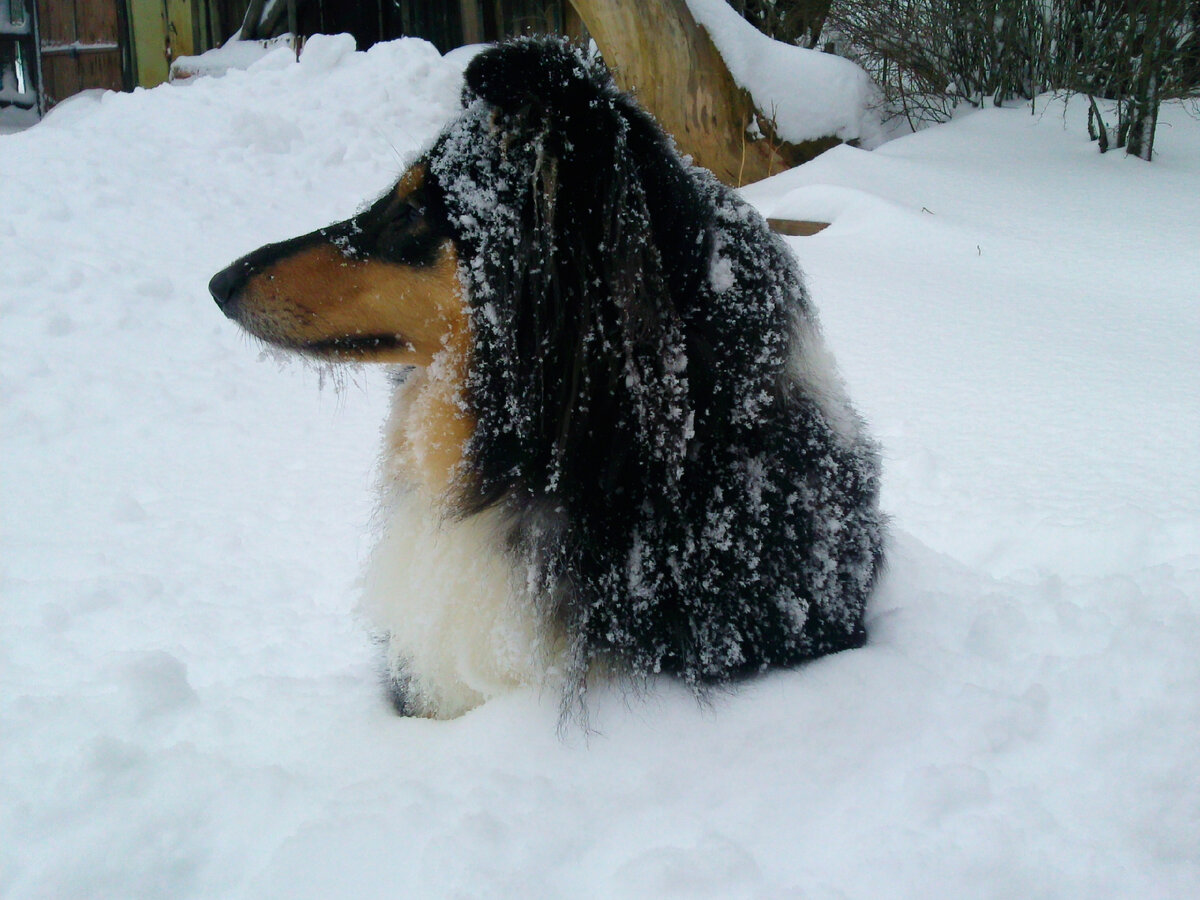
767, 219, 830, 236
569, 0, 839, 187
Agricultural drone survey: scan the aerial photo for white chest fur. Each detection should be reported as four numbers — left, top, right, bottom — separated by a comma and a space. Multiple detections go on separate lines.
359, 371, 554, 718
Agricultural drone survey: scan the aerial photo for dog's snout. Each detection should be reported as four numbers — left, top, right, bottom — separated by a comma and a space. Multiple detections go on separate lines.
209, 261, 249, 315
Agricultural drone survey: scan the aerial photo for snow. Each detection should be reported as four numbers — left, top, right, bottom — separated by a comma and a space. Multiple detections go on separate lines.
3, 35, 1199, 900
0, 102, 38, 134
170, 35, 298, 83
684, 0, 883, 147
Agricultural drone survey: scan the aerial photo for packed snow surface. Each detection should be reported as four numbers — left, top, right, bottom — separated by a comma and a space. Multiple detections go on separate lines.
3, 35, 1199, 898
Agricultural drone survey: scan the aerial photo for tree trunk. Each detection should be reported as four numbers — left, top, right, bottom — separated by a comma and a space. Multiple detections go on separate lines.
1125, 0, 1164, 161
1125, 79, 1161, 160
569, 0, 837, 186
240, 0, 267, 40
1087, 94, 1110, 153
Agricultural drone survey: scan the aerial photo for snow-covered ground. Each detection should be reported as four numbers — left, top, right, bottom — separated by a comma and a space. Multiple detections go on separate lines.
3, 35, 1198, 899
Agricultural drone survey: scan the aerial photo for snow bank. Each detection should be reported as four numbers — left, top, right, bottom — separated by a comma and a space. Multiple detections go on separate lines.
684, 0, 883, 147
2, 34, 1198, 900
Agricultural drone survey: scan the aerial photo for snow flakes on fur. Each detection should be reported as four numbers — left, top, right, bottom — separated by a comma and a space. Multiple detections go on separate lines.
424, 37, 886, 709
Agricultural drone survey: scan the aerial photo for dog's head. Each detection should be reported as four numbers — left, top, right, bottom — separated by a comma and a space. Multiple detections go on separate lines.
208, 154, 463, 366
212, 37, 786, 509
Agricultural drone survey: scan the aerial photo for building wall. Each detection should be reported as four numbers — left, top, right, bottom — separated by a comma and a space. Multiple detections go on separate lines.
8, 0, 581, 115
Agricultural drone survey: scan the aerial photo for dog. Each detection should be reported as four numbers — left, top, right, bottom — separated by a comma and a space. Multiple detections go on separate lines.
209, 37, 886, 719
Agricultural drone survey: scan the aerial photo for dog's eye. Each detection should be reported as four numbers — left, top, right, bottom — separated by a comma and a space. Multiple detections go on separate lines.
395, 202, 423, 228
375, 199, 440, 265
377, 203, 422, 250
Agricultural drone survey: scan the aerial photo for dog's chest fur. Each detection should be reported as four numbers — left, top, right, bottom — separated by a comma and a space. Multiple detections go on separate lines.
361, 362, 558, 718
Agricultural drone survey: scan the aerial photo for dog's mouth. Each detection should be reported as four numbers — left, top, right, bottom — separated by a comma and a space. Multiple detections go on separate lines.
304, 333, 414, 359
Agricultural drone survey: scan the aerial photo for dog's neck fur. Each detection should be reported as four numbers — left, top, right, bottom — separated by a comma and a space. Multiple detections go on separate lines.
368, 359, 562, 718
381, 327, 474, 501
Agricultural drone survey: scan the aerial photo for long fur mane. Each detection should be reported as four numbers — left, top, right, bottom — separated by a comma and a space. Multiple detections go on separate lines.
402, 38, 886, 711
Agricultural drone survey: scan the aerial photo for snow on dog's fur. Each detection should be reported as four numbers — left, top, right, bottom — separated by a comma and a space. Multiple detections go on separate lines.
210, 37, 886, 719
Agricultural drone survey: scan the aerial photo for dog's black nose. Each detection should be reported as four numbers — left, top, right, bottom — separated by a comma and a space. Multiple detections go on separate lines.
209, 263, 244, 315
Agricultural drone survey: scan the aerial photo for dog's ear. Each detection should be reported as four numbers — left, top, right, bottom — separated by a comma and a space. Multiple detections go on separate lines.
445, 38, 713, 514
462, 36, 614, 119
